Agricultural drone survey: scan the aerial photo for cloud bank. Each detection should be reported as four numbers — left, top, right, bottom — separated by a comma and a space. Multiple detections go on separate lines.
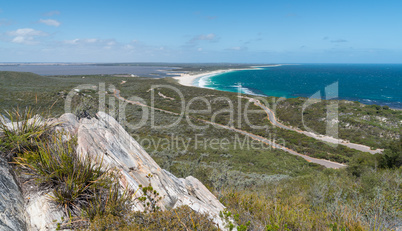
39, 19, 61, 27
7, 28, 48, 45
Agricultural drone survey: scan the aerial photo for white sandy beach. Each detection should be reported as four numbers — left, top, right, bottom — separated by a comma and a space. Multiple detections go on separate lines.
172, 70, 234, 87
172, 65, 281, 87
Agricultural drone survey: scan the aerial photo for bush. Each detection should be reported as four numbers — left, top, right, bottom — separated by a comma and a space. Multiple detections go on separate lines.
0, 107, 54, 158
13, 133, 133, 226
83, 183, 134, 221
346, 152, 377, 177
88, 205, 218, 231
377, 137, 402, 169
219, 168, 401, 231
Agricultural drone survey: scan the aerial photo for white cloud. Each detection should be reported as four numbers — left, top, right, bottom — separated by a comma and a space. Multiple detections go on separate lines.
85, 38, 98, 43
7, 28, 48, 45
39, 19, 61, 27
124, 44, 134, 50
63, 38, 119, 48
186, 33, 219, 47
63, 39, 80, 45
64, 38, 98, 45
226, 46, 248, 51
107, 41, 116, 46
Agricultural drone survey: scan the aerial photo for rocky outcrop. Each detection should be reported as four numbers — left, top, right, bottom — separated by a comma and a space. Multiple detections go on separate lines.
1, 112, 228, 230
73, 112, 228, 229
0, 157, 26, 231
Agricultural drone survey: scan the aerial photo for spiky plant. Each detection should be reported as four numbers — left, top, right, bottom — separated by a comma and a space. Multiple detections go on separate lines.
0, 107, 55, 158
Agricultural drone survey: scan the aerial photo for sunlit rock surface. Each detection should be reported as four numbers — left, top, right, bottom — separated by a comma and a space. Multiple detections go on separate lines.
74, 112, 227, 229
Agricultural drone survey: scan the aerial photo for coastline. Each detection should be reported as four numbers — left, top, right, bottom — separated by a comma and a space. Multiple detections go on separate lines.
172, 65, 280, 88
170, 66, 394, 155
171, 65, 402, 110
172, 70, 231, 87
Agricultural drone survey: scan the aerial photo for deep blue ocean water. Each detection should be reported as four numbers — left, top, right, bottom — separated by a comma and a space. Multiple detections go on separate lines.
198, 64, 402, 109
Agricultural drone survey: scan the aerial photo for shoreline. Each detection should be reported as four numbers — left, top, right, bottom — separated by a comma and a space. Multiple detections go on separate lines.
171, 66, 402, 110
172, 65, 281, 87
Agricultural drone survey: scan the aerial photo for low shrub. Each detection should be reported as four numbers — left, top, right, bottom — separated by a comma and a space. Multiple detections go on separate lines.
0, 107, 54, 158
88, 205, 218, 231
13, 132, 134, 229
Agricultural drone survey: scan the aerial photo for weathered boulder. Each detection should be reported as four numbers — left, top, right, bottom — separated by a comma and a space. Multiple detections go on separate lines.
74, 112, 228, 229
50, 113, 80, 141
0, 156, 26, 231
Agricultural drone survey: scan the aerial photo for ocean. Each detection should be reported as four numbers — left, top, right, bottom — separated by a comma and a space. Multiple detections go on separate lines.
196, 64, 402, 109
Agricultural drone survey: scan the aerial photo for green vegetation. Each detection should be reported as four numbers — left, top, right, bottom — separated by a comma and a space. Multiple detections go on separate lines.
0, 71, 122, 116
378, 138, 402, 169
88, 205, 218, 231
0, 107, 55, 159
275, 98, 401, 149
220, 167, 401, 230
1, 108, 216, 230
0, 108, 132, 228
14, 134, 125, 217
1, 71, 401, 230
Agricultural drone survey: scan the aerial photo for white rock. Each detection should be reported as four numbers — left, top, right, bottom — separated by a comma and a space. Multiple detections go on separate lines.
75, 112, 228, 229
25, 192, 65, 231
15, 112, 229, 230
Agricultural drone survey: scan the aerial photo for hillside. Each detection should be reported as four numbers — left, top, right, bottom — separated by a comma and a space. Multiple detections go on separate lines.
0, 71, 401, 230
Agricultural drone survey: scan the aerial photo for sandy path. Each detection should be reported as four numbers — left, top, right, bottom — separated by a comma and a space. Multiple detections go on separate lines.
241, 96, 384, 154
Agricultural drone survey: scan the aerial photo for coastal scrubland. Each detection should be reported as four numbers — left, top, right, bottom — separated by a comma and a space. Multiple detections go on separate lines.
0, 71, 401, 230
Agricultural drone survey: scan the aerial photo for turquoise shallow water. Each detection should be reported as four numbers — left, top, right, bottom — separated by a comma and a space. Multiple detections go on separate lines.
198, 64, 402, 109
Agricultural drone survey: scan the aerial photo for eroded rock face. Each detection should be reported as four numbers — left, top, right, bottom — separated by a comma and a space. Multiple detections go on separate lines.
0, 157, 26, 231
74, 112, 228, 229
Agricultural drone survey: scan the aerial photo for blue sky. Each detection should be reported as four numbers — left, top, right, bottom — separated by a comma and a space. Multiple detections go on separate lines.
1, 0, 402, 63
